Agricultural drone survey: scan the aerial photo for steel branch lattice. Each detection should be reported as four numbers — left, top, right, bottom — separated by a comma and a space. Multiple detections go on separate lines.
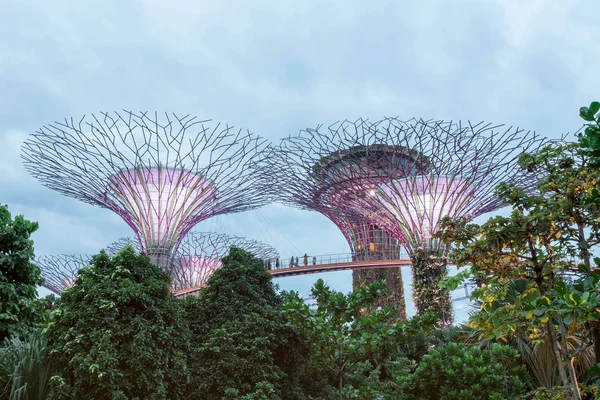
22, 111, 274, 264
107, 232, 279, 292
172, 232, 279, 291
274, 117, 545, 256
105, 237, 143, 256
34, 254, 92, 294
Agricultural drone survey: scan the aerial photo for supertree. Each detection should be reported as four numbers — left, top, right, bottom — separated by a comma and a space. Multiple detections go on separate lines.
272, 139, 422, 320
34, 254, 92, 294
107, 233, 279, 297
22, 111, 273, 270
276, 118, 543, 323
172, 232, 279, 297
104, 237, 143, 256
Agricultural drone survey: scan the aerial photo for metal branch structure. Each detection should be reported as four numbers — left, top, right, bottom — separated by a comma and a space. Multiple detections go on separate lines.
105, 237, 143, 256
275, 117, 544, 323
107, 232, 279, 297
22, 111, 274, 269
172, 232, 279, 296
34, 254, 92, 295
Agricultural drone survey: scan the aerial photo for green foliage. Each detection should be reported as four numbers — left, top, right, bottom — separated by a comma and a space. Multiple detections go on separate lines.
0, 328, 54, 400
579, 101, 600, 168
518, 143, 600, 265
410, 251, 452, 323
352, 267, 406, 321
397, 324, 466, 366
438, 141, 600, 399
221, 382, 278, 400
284, 278, 439, 399
525, 384, 599, 400
184, 246, 307, 400
46, 247, 189, 400
398, 342, 528, 400
0, 205, 42, 341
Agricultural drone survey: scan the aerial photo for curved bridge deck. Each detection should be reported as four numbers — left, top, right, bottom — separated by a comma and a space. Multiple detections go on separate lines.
174, 253, 414, 297
268, 258, 412, 277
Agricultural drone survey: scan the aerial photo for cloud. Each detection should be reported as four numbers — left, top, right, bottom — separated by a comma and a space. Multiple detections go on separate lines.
1, 0, 599, 321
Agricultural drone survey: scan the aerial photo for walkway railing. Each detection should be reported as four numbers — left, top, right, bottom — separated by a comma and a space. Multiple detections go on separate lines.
264, 250, 414, 277
264, 249, 412, 271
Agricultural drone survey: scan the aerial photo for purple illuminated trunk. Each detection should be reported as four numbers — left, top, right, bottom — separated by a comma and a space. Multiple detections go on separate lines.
148, 253, 173, 271
110, 167, 216, 257
341, 221, 407, 320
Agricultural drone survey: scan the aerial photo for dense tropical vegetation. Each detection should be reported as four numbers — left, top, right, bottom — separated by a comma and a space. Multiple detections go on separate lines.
0, 205, 44, 342
3, 102, 600, 398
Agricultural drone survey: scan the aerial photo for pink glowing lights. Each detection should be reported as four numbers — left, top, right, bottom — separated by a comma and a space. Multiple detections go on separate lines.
371, 176, 474, 253
171, 257, 222, 292
35, 254, 91, 295
170, 232, 279, 296
22, 111, 273, 267
109, 167, 215, 255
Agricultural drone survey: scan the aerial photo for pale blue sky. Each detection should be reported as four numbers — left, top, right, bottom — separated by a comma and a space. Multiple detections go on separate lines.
1, 0, 598, 322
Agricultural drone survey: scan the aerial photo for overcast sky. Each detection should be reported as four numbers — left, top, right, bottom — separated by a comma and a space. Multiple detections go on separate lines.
1, 0, 598, 322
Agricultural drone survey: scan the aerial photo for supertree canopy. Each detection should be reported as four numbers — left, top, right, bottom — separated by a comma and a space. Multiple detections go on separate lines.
272, 131, 426, 320
107, 232, 279, 297
34, 254, 92, 295
276, 117, 543, 323
105, 237, 143, 256
171, 232, 279, 297
22, 111, 273, 269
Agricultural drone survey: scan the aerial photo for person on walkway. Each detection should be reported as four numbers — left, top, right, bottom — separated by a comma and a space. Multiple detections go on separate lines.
275, 258, 280, 268
303, 253, 308, 266
312, 256, 317, 266
295, 257, 299, 267
289, 257, 294, 268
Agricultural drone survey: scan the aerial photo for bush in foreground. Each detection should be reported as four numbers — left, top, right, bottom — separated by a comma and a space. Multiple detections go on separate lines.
46, 247, 189, 400
184, 246, 308, 400
398, 342, 528, 400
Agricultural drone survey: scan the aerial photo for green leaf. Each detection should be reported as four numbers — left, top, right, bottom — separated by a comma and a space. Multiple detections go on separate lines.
581, 107, 595, 121
578, 262, 591, 274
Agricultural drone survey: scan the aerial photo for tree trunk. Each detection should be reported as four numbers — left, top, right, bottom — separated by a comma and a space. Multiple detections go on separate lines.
547, 320, 580, 400
149, 253, 172, 271
352, 267, 406, 321
558, 317, 582, 400
593, 322, 600, 364
339, 340, 343, 400
577, 222, 600, 364
577, 222, 591, 270
410, 250, 452, 325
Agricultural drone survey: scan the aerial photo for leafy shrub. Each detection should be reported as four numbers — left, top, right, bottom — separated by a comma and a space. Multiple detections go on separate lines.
46, 247, 189, 400
0, 205, 42, 341
524, 384, 599, 400
397, 324, 465, 365
184, 247, 307, 400
398, 342, 528, 400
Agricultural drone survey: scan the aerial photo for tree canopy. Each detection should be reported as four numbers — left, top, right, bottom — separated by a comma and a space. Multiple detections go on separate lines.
438, 142, 600, 400
183, 246, 308, 400
46, 247, 189, 400
0, 204, 42, 341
